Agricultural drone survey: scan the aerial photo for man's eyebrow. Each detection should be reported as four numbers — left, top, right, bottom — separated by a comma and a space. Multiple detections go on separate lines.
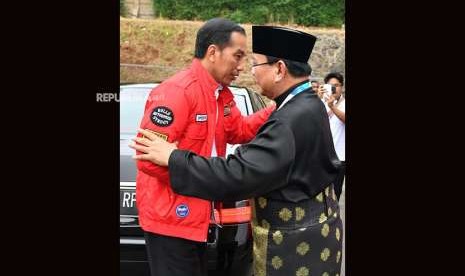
235, 49, 246, 55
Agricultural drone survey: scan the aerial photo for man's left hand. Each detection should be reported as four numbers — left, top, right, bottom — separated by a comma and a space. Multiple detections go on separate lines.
129, 129, 178, 167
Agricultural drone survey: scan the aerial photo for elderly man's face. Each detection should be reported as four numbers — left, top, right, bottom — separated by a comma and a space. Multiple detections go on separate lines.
251, 53, 276, 99
211, 31, 247, 85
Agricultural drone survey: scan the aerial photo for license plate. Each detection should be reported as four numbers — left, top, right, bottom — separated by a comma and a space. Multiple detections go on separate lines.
120, 187, 138, 216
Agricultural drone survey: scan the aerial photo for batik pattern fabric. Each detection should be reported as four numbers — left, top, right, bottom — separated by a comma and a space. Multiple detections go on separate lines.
253, 185, 343, 276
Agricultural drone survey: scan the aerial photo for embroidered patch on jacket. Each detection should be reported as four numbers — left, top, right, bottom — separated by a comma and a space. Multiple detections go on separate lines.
224, 106, 231, 116
151, 106, 174, 127
142, 129, 168, 141
175, 204, 189, 218
196, 114, 208, 122
224, 101, 235, 116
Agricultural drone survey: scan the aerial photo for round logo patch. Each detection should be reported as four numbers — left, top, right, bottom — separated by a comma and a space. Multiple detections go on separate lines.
175, 204, 189, 218
151, 106, 174, 127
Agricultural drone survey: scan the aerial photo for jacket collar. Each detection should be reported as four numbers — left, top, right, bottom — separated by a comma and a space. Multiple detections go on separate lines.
274, 80, 311, 109
191, 59, 221, 97
191, 58, 234, 103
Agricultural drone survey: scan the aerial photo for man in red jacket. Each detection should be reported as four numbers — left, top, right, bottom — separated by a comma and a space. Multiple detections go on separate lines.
134, 18, 274, 276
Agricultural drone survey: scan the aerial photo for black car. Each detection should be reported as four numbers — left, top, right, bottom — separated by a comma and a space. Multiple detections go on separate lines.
120, 83, 267, 276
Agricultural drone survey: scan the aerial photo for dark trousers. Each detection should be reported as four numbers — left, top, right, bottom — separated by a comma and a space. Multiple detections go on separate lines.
144, 231, 207, 276
334, 161, 346, 201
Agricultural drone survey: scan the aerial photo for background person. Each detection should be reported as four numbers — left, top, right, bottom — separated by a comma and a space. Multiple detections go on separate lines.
318, 72, 345, 201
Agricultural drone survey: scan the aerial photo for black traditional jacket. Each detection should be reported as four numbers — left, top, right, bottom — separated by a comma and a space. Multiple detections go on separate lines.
168, 80, 341, 202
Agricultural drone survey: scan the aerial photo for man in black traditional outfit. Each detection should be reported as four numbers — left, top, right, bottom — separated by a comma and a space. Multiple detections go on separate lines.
131, 25, 343, 276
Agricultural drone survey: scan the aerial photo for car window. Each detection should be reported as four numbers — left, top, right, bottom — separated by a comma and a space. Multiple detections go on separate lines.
233, 94, 249, 115
230, 87, 253, 115
120, 87, 152, 135
120, 86, 153, 182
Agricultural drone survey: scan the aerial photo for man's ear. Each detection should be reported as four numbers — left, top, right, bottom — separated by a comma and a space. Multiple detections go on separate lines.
274, 61, 286, 83
206, 45, 217, 63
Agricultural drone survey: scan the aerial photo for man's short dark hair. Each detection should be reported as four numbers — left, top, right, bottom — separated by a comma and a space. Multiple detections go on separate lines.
310, 80, 318, 84
265, 56, 312, 78
194, 18, 246, 58
324, 72, 344, 86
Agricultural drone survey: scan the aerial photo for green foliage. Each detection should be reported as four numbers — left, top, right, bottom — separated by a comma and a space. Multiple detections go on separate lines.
120, 0, 126, 16
152, 0, 344, 27
226, 10, 247, 23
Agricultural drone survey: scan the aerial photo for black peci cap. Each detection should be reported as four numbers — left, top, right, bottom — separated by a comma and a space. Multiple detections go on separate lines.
252, 26, 317, 63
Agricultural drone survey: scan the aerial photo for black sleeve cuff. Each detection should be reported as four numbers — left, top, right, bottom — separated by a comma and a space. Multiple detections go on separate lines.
168, 149, 189, 192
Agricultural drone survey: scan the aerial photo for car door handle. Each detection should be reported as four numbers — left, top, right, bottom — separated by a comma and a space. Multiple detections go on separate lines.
120, 216, 137, 225
120, 238, 145, 245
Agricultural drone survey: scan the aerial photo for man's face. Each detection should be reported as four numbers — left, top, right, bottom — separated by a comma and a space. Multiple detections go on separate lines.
327, 77, 343, 99
211, 31, 247, 85
311, 81, 319, 91
251, 53, 276, 99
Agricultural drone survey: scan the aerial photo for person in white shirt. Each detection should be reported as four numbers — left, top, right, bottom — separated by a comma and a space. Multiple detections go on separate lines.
318, 72, 345, 201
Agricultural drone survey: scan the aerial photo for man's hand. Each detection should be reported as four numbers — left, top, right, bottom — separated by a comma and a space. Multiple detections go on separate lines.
327, 95, 336, 109
129, 129, 178, 167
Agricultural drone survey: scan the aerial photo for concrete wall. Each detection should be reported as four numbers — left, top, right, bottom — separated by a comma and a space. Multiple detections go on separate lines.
120, 19, 345, 88
123, 0, 154, 19
307, 28, 345, 82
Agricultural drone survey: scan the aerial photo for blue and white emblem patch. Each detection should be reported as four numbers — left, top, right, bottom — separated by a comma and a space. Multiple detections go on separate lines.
175, 204, 189, 218
196, 114, 208, 122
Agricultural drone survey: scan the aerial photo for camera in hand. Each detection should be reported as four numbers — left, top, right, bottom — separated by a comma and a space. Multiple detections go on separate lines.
323, 84, 336, 97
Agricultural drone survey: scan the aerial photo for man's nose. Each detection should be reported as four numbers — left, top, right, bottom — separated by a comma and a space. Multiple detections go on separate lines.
237, 62, 245, 72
